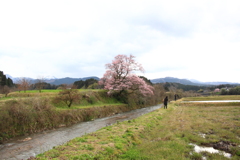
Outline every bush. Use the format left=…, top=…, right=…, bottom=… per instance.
left=221, top=86, right=240, bottom=95
left=53, top=89, right=81, bottom=107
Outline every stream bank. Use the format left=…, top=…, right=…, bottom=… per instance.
left=0, top=104, right=162, bottom=160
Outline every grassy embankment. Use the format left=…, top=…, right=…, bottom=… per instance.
left=0, top=89, right=141, bottom=143
left=183, top=95, right=240, bottom=101
left=34, top=96, right=240, bottom=160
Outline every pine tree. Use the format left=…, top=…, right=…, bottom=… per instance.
left=0, top=71, right=14, bottom=87
left=0, top=75, right=6, bottom=86
left=7, top=78, right=14, bottom=87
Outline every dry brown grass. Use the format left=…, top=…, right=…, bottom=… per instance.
left=35, top=98, right=240, bottom=160
left=0, top=97, right=130, bottom=143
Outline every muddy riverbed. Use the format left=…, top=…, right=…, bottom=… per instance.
left=0, top=104, right=162, bottom=160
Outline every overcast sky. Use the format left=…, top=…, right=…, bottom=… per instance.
left=0, top=0, right=240, bottom=82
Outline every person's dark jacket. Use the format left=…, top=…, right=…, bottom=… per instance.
left=164, top=96, right=168, bottom=105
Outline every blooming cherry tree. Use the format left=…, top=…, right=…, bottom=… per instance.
left=99, top=54, right=154, bottom=96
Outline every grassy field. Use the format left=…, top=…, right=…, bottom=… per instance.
left=182, top=95, right=240, bottom=101
left=34, top=96, right=240, bottom=160
left=0, top=89, right=130, bottom=142
left=16, top=89, right=105, bottom=93
left=1, top=88, right=162, bottom=143
left=5, top=89, right=105, bottom=98
left=12, top=89, right=104, bottom=93
left=0, top=89, right=113, bottom=108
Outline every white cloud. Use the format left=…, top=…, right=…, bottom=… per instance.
left=0, top=0, right=240, bottom=82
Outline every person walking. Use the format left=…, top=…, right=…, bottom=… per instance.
left=163, top=96, right=168, bottom=109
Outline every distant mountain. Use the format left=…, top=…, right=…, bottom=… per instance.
left=151, top=77, right=240, bottom=86
left=9, top=75, right=100, bottom=85
left=6, top=74, right=13, bottom=79
left=187, top=79, right=240, bottom=86
left=8, top=76, right=35, bottom=83
left=7, top=74, right=239, bottom=86
left=196, top=81, right=239, bottom=85
left=46, top=76, right=100, bottom=85
left=188, top=79, right=202, bottom=84
left=151, top=77, right=201, bottom=86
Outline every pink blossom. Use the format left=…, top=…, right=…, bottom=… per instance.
left=99, top=54, right=154, bottom=96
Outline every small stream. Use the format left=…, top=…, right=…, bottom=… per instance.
left=0, top=104, right=162, bottom=160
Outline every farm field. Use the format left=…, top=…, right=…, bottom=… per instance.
left=1, top=89, right=105, bottom=98
left=0, top=89, right=129, bottom=142
left=0, top=89, right=116, bottom=109
left=183, top=95, right=240, bottom=101
left=34, top=96, right=240, bottom=160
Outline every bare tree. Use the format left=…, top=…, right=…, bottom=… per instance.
left=70, top=84, right=78, bottom=89
left=36, top=76, right=46, bottom=93
left=53, top=89, right=81, bottom=107
left=57, top=84, right=68, bottom=90
left=16, top=78, right=31, bottom=93
left=1, top=85, right=10, bottom=97
left=16, top=83, right=22, bottom=92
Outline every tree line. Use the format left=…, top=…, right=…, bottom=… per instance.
left=73, top=78, right=99, bottom=89
left=0, top=71, right=14, bottom=96
left=0, top=71, right=14, bottom=87
left=220, top=86, right=240, bottom=95
left=0, top=73, right=100, bottom=97
left=161, top=82, right=206, bottom=92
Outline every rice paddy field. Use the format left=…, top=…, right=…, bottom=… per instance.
left=33, top=95, right=240, bottom=160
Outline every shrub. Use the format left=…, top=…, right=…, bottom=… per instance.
left=53, top=89, right=81, bottom=107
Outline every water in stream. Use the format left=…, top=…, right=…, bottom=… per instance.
left=0, top=104, right=162, bottom=160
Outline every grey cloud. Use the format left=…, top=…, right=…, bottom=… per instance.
left=128, top=13, right=198, bottom=38
left=1, top=1, right=240, bottom=82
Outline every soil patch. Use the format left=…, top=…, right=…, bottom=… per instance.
left=202, top=140, right=238, bottom=153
